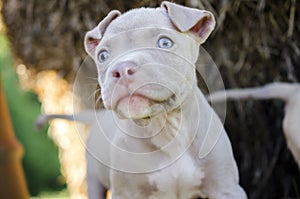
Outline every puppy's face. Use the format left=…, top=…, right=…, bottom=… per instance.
left=95, top=14, right=198, bottom=119
left=85, top=2, right=215, bottom=119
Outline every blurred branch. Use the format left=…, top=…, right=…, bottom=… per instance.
left=0, top=75, right=29, bottom=199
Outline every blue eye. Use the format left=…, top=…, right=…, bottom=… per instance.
left=157, top=37, right=174, bottom=49
left=97, top=50, right=110, bottom=63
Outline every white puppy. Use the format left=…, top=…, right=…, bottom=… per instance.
left=38, top=2, right=247, bottom=198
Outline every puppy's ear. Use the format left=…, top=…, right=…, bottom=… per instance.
left=84, top=10, right=121, bottom=59
left=161, top=1, right=215, bottom=44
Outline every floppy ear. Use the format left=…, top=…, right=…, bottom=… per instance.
left=84, top=10, right=121, bottom=59
left=161, top=1, right=215, bottom=44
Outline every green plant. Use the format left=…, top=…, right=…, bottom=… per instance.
left=0, top=34, right=65, bottom=196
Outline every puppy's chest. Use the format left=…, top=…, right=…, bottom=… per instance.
left=147, top=153, right=204, bottom=198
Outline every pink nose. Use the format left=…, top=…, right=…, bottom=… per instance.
left=112, top=61, right=137, bottom=78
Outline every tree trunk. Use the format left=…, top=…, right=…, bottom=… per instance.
left=0, top=76, right=29, bottom=199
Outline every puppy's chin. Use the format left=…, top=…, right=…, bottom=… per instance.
left=114, top=95, right=153, bottom=119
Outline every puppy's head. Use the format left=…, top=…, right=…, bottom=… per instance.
left=84, top=1, right=215, bottom=119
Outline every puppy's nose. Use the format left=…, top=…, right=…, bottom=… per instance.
left=112, top=61, right=137, bottom=78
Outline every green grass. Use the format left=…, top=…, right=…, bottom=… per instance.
left=0, top=34, right=66, bottom=196
left=30, top=190, right=69, bottom=199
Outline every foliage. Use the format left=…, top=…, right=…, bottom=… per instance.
left=30, top=189, right=69, bottom=199
left=0, top=34, right=65, bottom=196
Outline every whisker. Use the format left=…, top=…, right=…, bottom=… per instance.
left=82, top=83, right=99, bottom=86
left=95, top=95, right=103, bottom=109
left=85, top=76, right=98, bottom=80
left=88, top=88, right=101, bottom=100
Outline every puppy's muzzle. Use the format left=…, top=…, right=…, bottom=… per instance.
left=111, top=61, right=138, bottom=84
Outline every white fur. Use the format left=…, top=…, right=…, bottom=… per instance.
left=39, top=2, right=247, bottom=198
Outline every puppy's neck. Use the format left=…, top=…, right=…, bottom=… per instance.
left=145, top=88, right=199, bottom=156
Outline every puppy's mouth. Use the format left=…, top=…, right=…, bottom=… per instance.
left=114, top=93, right=177, bottom=119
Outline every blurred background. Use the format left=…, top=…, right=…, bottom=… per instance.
left=0, top=0, right=299, bottom=199
left=0, top=20, right=67, bottom=199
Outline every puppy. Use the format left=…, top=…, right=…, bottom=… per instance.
left=38, top=2, right=247, bottom=198
left=208, top=82, right=300, bottom=170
